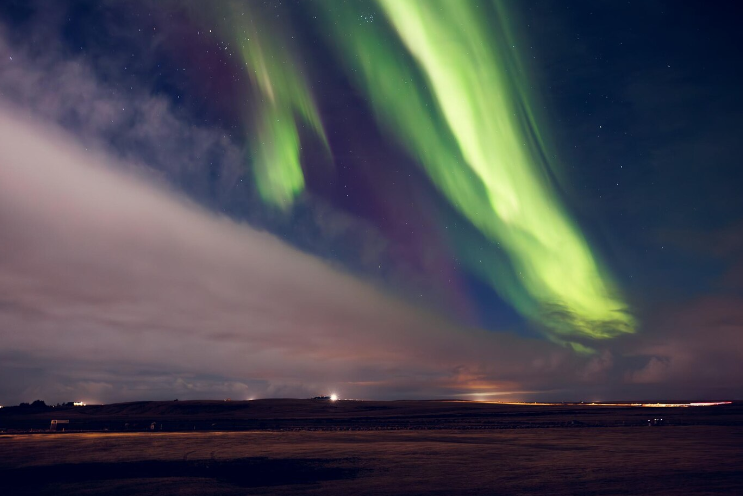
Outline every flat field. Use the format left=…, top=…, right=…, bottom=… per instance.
left=1, top=401, right=741, bottom=495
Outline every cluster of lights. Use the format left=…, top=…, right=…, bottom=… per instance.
left=73, top=402, right=86, bottom=407
left=469, top=401, right=732, bottom=407
left=636, top=402, right=731, bottom=408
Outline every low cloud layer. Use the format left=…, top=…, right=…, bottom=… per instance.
left=2, top=107, right=740, bottom=405
left=0, top=107, right=581, bottom=403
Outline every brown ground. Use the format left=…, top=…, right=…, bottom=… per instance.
left=1, top=401, right=742, bottom=495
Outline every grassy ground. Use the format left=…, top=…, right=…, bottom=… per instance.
left=2, top=426, right=742, bottom=495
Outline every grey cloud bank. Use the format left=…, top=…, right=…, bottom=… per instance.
left=1, top=107, right=740, bottom=405
left=0, top=107, right=573, bottom=404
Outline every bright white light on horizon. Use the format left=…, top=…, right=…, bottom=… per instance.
left=73, top=402, right=86, bottom=406
left=330, top=394, right=338, bottom=402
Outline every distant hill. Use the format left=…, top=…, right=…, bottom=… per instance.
left=1, top=399, right=740, bottom=433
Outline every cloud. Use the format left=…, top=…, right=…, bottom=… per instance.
left=613, top=294, right=743, bottom=399
left=0, top=106, right=581, bottom=403
left=627, top=356, right=670, bottom=384
left=0, top=19, right=244, bottom=208
left=0, top=16, right=474, bottom=319
left=1, top=104, right=740, bottom=404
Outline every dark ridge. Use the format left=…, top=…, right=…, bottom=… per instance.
left=1, top=399, right=740, bottom=433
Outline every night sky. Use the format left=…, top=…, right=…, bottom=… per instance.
left=1, top=0, right=741, bottom=404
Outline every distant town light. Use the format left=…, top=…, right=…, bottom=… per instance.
left=73, top=402, right=86, bottom=407
left=639, top=401, right=731, bottom=408
left=330, top=394, right=338, bottom=402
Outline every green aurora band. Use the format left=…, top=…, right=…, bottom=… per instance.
left=319, top=0, right=634, bottom=342
left=222, top=3, right=328, bottom=209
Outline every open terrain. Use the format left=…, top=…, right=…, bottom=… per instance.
left=1, top=400, right=742, bottom=495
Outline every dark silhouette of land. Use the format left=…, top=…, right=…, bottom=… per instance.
left=2, top=399, right=742, bottom=432
left=1, top=400, right=741, bottom=494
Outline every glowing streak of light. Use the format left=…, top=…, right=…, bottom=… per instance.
left=225, top=3, right=329, bottom=209
left=320, top=0, right=633, bottom=341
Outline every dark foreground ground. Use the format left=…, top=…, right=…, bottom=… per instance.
left=1, top=400, right=742, bottom=495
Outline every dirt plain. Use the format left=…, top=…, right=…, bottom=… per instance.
left=1, top=400, right=741, bottom=495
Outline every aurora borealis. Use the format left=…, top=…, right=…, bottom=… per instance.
left=322, top=0, right=632, bottom=343
left=211, top=3, right=329, bottom=210
left=203, top=0, right=633, bottom=343
left=0, top=0, right=742, bottom=404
